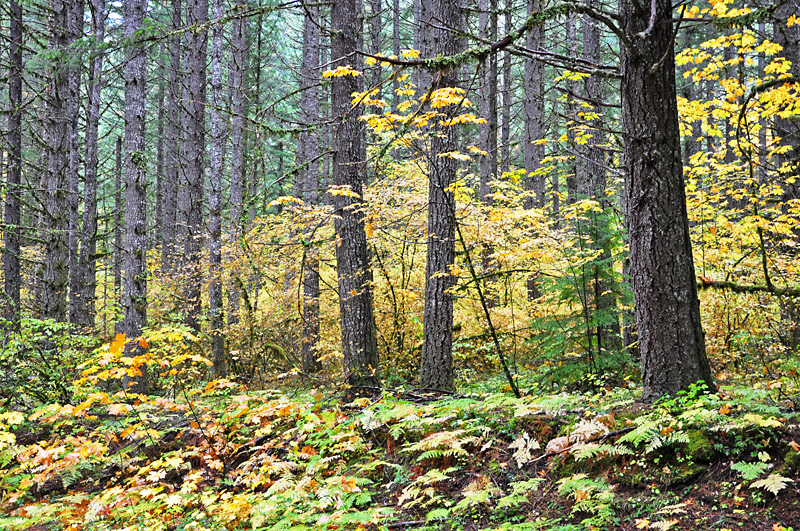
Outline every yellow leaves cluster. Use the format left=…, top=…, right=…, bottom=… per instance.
left=321, top=65, right=362, bottom=78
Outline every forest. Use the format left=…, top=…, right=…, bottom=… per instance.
left=1, top=0, right=800, bottom=528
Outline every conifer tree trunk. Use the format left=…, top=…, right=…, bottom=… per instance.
left=3, top=0, right=23, bottom=329
left=182, top=0, right=208, bottom=331
left=67, top=0, right=84, bottom=325
left=418, top=0, right=465, bottom=391
left=523, top=0, right=545, bottom=209
left=228, top=10, right=246, bottom=325
left=208, top=0, right=226, bottom=376
left=564, top=13, right=578, bottom=206
left=155, top=47, right=165, bottom=249
left=300, top=3, right=322, bottom=373
left=773, top=1, right=800, bottom=201
left=499, top=0, right=512, bottom=177
left=478, top=0, right=498, bottom=204
left=620, top=0, right=714, bottom=400
left=76, top=0, right=106, bottom=329
left=43, top=0, right=71, bottom=322
left=114, top=136, right=123, bottom=303
left=121, top=0, right=148, bottom=393
left=331, top=0, right=380, bottom=390
left=162, top=0, right=181, bottom=273
left=370, top=0, right=382, bottom=101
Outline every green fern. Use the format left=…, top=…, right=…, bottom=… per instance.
left=731, top=461, right=769, bottom=481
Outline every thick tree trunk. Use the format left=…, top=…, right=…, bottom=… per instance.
left=418, top=0, right=465, bottom=391
left=228, top=11, right=246, bottom=325
left=182, top=0, right=208, bottom=331
left=370, top=0, right=382, bottom=101
left=162, top=0, right=181, bottom=273
left=43, top=0, right=71, bottom=322
left=331, top=0, right=380, bottom=390
left=523, top=0, right=545, bottom=209
left=499, top=0, right=512, bottom=177
left=155, top=47, right=165, bottom=249
left=67, top=0, right=84, bottom=325
left=564, top=13, right=578, bottom=206
left=121, top=0, right=148, bottom=393
left=3, top=0, right=23, bottom=329
left=620, top=0, right=714, bottom=400
left=76, top=0, right=106, bottom=329
left=208, top=0, right=226, bottom=377
left=300, top=4, right=322, bottom=373
left=773, top=2, right=800, bottom=201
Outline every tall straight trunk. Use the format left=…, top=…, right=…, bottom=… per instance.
left=620, top=0, right=713, bottom=401
left=208, top=0, right=226, bottom=377
left=523, top=0, right=545, bottom=209
left=564, top=13, right=578, bottom=205
left=3, top=0, right=23, bottom=329
left=757, top=22, right=768, bottom=186
left=182, top=0, right=208, bottom=331
left=162, top=0, right=181, bottom=272
left=300, top=3, right=322, bottom=373
left=392, top=0, right=400, bottom=111
left=478, top=0, right=498, bottom=203
left=418, top=0, right=465, bottom=391
left=121, top=0, right=148, bottom=393
left=370, top=0, right=382, bottom=101
left=228, top=11, right=246, bottom=325
left=499, top=0, right=512, bottom=177
left=575, top=12, right=621, bottom=353
left=43, top=0, right=71, bottom=322
left=331, top=0, right=380, bottom=390
left=155, top=45, right=165, bottom=249
left=67, top=0, right=84, bottom=325
left=114, top=136, right=123, bottom=302
left=76, top=0, right=106, bottom=328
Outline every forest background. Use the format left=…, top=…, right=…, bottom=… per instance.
left=0, top=0, right=800, bottom=528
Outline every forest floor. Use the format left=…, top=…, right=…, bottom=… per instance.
left=1, top=378, right=799, bottom=531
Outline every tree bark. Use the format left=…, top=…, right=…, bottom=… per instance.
left=3, top=0, right=23, bottom=330
left=478, top=0, right=498, bottom=204
left=300, top=3, right=322, bottom=373
left=228, top=8, right=246, bottom=325
left=772, top=1, right=800, bottom=202
left=208, top=0, right=226, bottom=377
left=523, top=0, right=545, bottom=209
left=620, top=0, right=714, bottom=401
left=499, top=0, right=512, bottom=177
left=42, top=0, right=71, bottom=322
left=182, top=0, right=208, bottom=331
left=114, top=136, right=123, bottom=304
left=162, top=0, right=181, bottom=273
left=76, top=0, right=106, bottom=329
left=67, top=0, right=84, bottom=325
left=121, top=0, right=148, bottom=393
left=331, top=0, right=380, bottom=390
left=418, top=0, right=465, bottom=391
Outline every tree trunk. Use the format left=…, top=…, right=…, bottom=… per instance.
left=523, top=0, right=545, bottom=209
left=114, top=136, right=123, bottom=304
left=564, top=13, right=578, bottom=206
left=67, top=0, right=84, bottom=325
left=478, top=0, right=498, bottom=204
left=773, top=2, right=800, bottom=202
left=182, top=0, right=208, bottom=331
left=418, top=0, right=465, bottom=392
left=162, top=0, right=181, bottom=273
left=208, top=0, right=226, bottom=377
left=43, top=0, right=71, bottom=322
left=499, top=0, right=512, bottom=177
left=76, top=0, right=106, bottom=329
left=620, top=0, right=714, bottom=401
left=331, top=0, right=380, bottom=390
left=300, top=3, right=322, bottom=373
left=228, top=10, right=246, bottom=325
left=3, top=0, right=23, bottom=330
left=121, top=0, right=148, bottom=394
left=370, top=0, right=382, bottom=101
left=155, top=45, right=165, bottom=249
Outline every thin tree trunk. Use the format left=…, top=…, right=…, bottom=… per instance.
left=76, top=0, right=106, bottom=329
left=300, top=3, right=322, bottom=373
left=392, top=0, right=400, bottom=111
left=773, top=2, right=800, bottom=202
left=67, top=0, right=84, bottom=325
left=43, top=0, right=71, bottom=322
left=418, top=0, right=465, bottom=391
left=3, top=0, right=23, bottom=330
left=162, top=0, right=181, bottom=273
left=121, top=0, right=148, bottom=393
left=499, top=0, right=512, bottom=177
left=478, top=0, right=498, bottom=203
left=620, top=0, right=714, bottom=401
left=370, top=0, right=382, bottom=101
left=331, top=0, right=380, bottom=390
left=182, top=0, right=208, bottom=331
left=208, top=0, right=226, bottom=377
left=523, top=0, right=545, bottom=209
left=564, top=13, right=578, bottom=206
left=155, top=45, right=165, bottom=249
left=228, top=10, right=246, bottom=325
left=114, top=136, right=123, bottom=303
